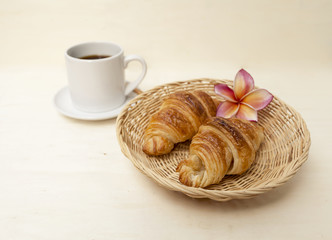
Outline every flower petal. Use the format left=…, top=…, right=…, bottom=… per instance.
left=216, top=101, right=239, bottom=118
left=241, top=89, right=274, bottom=110
left=236, top=103, right=258, bottom=122
left=214, top=84, right=236, bottom=102
left=234, top=69, right=255, bottom=100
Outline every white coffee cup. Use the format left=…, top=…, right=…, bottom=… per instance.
left=65, top=41, right=147, bottom=113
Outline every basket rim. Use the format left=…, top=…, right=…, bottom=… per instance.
left=116, top=78, right=311, bottom=201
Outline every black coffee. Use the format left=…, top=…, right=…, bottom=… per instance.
left=79, top=55, right=111, bottom=60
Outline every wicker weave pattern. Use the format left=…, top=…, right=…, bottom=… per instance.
left=116, top=79, right=311, bottom=201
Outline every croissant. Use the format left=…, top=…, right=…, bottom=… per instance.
left=177, top=117, right=264, bottom=188
left=143, top=90, right=217, bottom=156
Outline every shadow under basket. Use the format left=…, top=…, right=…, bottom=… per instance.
left=116, top=79, right=311, bottom=202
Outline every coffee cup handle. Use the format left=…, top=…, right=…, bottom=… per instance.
left=124, top=55, right=147, bottom=96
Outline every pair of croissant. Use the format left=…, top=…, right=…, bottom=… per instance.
left=143, top=90, right=264, bottom=188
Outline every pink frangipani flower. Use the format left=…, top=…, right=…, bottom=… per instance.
left=214, top=69, right=273, bottom=122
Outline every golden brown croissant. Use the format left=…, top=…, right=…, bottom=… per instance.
left=142, top=91, right=217, bottom=156
left=177, top=117, right=264, bottom=188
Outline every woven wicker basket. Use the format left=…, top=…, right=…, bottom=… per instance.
left=116, top=79, right=311, bottom=201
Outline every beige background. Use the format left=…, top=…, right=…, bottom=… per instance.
left=0, top=0, right=331, bottom=239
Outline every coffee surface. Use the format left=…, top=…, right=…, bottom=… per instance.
left=79, top=55, right=111, bottom=60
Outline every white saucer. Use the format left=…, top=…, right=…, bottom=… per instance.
left=53, top=87, right=137, bottom=120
